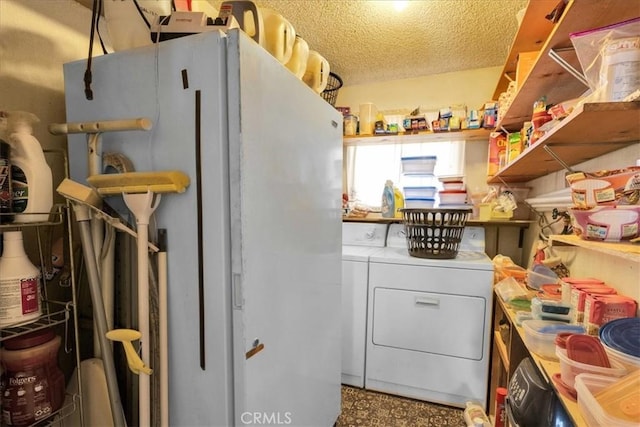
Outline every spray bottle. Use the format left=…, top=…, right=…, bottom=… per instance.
left=4, top=111, right=53, bottom=223
left=381, top=180, right=395, bottom=218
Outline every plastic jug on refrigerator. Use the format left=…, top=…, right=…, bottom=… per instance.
left=285, top=35, right=309, bottom=79
left=261, top=8, right=296, bottom=64
left=302, top=50, right=330, bottom=94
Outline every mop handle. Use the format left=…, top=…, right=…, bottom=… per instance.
left=48, top=117, right=152, bottom=135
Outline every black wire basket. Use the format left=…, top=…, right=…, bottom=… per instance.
left=321, top=72, right=343, bottom=106
left=400, top=208, right=471, bottom=259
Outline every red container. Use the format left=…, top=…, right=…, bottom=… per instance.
left=0, top=328, right=65, bottom=426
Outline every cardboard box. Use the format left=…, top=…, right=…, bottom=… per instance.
left=516, top=51, right=539, bottom=92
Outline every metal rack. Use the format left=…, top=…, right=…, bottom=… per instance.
left=0, top=150, right=84, bottom=426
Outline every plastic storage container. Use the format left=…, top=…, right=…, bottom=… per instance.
left=557, top=347, right=626, bottom=389
left=521, top=320, right=585, bottom=360
left=0, top=328, right=65, bottom=426
left=575, top=372, right=640, bottom=427
left=404, top=198, right=435, bottom=209
left=401, top=156, right=437, bottom=175
left=570, top=206, right=640, bottom=242
left=439, top=190, right=467, bottom=205
left=403, top=186, right=437, bottom=199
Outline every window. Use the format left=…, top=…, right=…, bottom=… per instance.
left=345, top=140, right=466, bottom=208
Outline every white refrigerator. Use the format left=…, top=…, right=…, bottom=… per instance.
left=62, top=29, right=343, bottom=426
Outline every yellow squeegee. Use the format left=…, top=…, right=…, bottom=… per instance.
left=87, top=171, right=190, bottom=195
left=87, top=170, right=190, bottom=427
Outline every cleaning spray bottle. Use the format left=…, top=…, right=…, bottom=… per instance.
left=5, top=111, right=53, bottom=223
left=381, top=180, right=395, bottom=218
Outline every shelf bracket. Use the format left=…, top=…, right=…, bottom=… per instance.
left=548, top=48, right=589, bottom=88
left=543, top=145, right=575, bottom=174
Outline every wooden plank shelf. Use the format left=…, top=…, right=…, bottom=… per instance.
left=342, top=128, right=491, bottom=146
left=488, top=102, right=640, bottom=183
left=550, top=234, right=640, bottom=262
left=494, top=0, right=639, bottom=132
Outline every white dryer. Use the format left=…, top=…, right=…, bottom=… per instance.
left=365, top=223, right=494, bottom=407
left=341, top=222, right=388, bottom=387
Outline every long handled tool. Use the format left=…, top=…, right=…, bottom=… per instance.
left=56, top=179, right=127, bottom=427
left=88, top=171, right=190, bottom=427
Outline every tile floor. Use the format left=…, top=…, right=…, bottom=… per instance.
left=335, top=386, right=466, bottom=427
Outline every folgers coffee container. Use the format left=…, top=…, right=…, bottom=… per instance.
left=1, top=328, right=65, bottom=425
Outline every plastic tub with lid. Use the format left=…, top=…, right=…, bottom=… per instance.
left=403, top=186, right=437, bottom=199
left=557, top=345, right=626, bottom=389
left=439, top=190, right=467, bottom=205
left=401, top=156, right=437, bottom=175
left=575, top=372, right=640, bottom=427
left=600, top=318, right=640, bottom=371
left=404, top=198, right=435, bottom=209
left=521, top=320, right=585, bottom=360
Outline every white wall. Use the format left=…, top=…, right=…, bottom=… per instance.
left=0, top=0, right=95, bottom=151
left=336, top=66, right=500, bottom=195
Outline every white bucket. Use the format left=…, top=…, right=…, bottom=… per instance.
left=302, top=50, right=330, bottom=94
left=261, top=8, right=295, bottom=64
left=285, top=36, right=309, bottom=79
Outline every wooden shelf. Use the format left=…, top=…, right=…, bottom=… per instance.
left=494, top=0, right=639, bottom=132
left=342, top=128, right=491, bottom=146
left=495, top=294, right=588, bottom=427
left=488, top=102, right=640, bottom=183
left=492, top=0, right=558, bottom=99
left=550, top=234, right=640, bottom=262
left=493, top=330, right=510, bottom=372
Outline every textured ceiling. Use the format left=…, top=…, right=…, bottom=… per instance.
left=77, top=0, right=529, bottom=86
left=209, top=0, right=530, bottom=86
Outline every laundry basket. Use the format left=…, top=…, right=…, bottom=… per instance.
left=400, top=208, right=471, bottom=259
left=321, top=72, right=343, bottom=106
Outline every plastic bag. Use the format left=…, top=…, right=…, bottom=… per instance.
left=570, top=17, right=640, bottom=102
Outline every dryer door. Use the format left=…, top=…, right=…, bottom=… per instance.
left=371, top=287, right=486, bottom=360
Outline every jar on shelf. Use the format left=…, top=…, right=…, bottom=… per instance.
left=0, top=328, right=66, bottom=426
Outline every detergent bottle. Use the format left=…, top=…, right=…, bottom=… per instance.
left=381, top=180, right=395, bottom=218
left=6, top=111, right=53, bottom=223
left=393, top=184, right=404, bottom=218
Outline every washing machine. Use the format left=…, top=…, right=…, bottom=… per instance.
left=341, top=222, right=388, bottom=387
left=365, top=223, right=494, bottom=407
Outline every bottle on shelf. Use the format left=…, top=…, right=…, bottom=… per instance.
left=0, top=139, right=13, bottom=223
left=381, top=180, right=395, bottom=218
left=4, top=110, right=53, bottom=223
left=0, top=230, right=42, bottom=328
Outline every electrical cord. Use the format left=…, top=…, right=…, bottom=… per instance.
left=83, top=0, right=100, bottom=100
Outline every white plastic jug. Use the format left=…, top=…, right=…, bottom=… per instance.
left=220, top=0, right=264, bottom=46
left=261, top=8, right=296, bottom=64
left=285, top=35, right=309, bottom=79
left=302, top=50, right=330, bottom=94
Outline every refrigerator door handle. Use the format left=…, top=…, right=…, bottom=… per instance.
left=246, top=339, right=265, bottom=359
left=233, top=273, right=243, bottom=309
